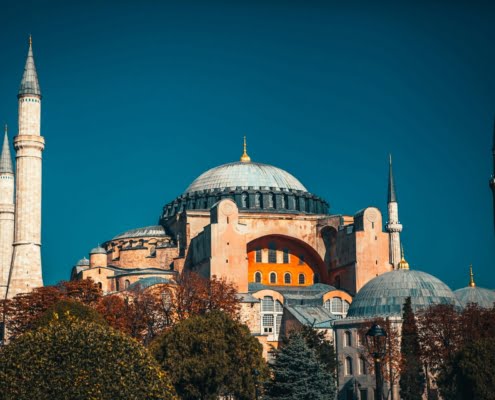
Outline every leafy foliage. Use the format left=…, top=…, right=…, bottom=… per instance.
left=298, top=324, right=338, bottom=375
left=265, top=333, right=334, bottom=400
left=0, top=316, right=177, bottom=400
left=152, top=310, right=267, bottom=400
left=399, top=297, right=425, bottom=400
left=0, top=279, right=102, bottom=339
left=34, top=299, right=107, bottom=328
left=454, top=338, right=495, bottom=400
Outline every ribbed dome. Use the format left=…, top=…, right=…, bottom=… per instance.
left=76, top=257, right=90, bottom=266
left=454, top=286, right=495, bottom=309
left=90, top=246, right=106, bottom=255
left=112, top=225, right=167, bottom=240
left=347, top=270, right=459, bottom=319
left=184, top=161, right=307, bottom=194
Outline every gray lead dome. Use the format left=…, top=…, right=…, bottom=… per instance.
left=184, top=161, right=308, bottom=194
left=347, top=269, right=459, bottom=319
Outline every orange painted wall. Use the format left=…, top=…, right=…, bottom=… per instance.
left=247, top=236, right=325, bottom=286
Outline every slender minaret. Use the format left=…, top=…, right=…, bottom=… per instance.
left=386, top=155, right=402, bottom=269
left=0, top=125, right=15, bottom=299
left=490, top=120, right=495, bottom=235
left=6, top=36, right=45, bottom=298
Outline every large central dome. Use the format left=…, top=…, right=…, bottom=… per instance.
left=184, top=161, right=307, bottom=194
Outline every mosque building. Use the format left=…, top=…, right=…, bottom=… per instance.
left=2, top=38, right=495, bottom=399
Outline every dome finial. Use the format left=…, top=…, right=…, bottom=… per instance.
left=398, top=244, right=410, bottom=270
left=240, top=135, right=251, bottom=162
left=29, top=34, right=32, bottom=47
left=469, top=264, right=476, bottom=287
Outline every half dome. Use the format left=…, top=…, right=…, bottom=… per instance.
left=184, top=161, right=307, bottom=194
left=347, top=269, right=459, bottom=319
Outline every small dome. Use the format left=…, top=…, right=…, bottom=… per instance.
left=454, top=286, right=495, bottom=309
left=112, top=225, right=167, bottom=240
left=184, top=161, right=308, bottom=194
left=347, top=269, right=459, bottom=319
left=127, top=276, right=170, bottom=291
left=90, top=246, right=106, bottom=255
left=76, top=257, right=90, bottom=266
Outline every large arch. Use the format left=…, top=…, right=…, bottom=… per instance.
left=247, top=234, right=329, bottom=286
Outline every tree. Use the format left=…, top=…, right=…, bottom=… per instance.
left=454, top=338, right=495, bottom=400
left=264, top=333, right=333, bottom=400
left=0, top=316, right=177, bottom=400
left=152, top=310, right=267, bottom=400
left=298, top=324, right=338, bottom=375
left=34, top=299, right=107, bottom=328
left=1, top=278, right=102, bottom=339
left=399, top=297, right=425, bottom=400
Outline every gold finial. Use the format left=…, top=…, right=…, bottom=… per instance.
left=398, top=244, right=410, bottom=270
left=240, top=136, right=251, bottom=162
left=4, top=124, right=7, bottom=135
left=469, top=264, right=476, bottom=287
left=29, top=34, right=32, bottom=47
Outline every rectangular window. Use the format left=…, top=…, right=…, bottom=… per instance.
left=275, top=314, right=282, bottom=334
left=262, top=297, right=274, bottom=312
left=255, top=248, right=262, bottom=263
left=283, top=249, right=289, bottom=263
left=262, top=314, right=274, bottom=333
left=268, top=247, right=277, bottom=263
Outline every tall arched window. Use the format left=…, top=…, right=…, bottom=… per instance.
left=359, top=357, right=367, bottom=375
left=282, top=248, right=289, bottom=263
left=280, top=194, right=286, bottom=209
left=268, top=243, right=277, bottom=263
left=241, top=192, right=249, bottom=208
left=269, top=272, right=277, bottom=284
left=298, top=273, right=305, bottom=284
left=97, top=282, right=102, bottom=290
left=261, top=296, right=283, bottom=337
left=270, top=193, right=276, bottom=209
left=254, top=271, right=262, bottom=283
left=255, top=192, right=262, bottom=208
left=124, top=279, right=130, bottom=290
left=345, top=357, right=353, bottom=376
left=283, top=194, right=289, bottom=209
left=255, top=248, right=262, bottom=263
left=284, top=273, right=291, bottom=284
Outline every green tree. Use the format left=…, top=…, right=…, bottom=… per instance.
left=34, top=299, right=107, bottom=328
left=454, top=338, right=495, bottom=400
left=265, top=333, right=334, bottom=400
left=399, top=297, right=425, bottom=400
left=0, top=316, right=177, bottom=400
left=299, top=324, right=338, bottom=375
left=152, top=310, right=267, bottom=400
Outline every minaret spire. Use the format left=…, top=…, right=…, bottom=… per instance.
left=0, top=125, right=14, bottom=174
left=18, top=35, right=41, bottom=98
left=240, top=136, right=251, bottom=162
left=468, top=264, right=476, bottom=287
left=386, top=154, right=403, bottom=269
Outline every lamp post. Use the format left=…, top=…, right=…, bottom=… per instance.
left=366, top=323, right=387, bottom=400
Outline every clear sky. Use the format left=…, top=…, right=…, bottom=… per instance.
left=0, top=0, right=494, bottom=290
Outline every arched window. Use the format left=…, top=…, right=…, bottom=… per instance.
left=298, top=273, right=305, bottom=285
left=284, top=273, right=291, bottom=284
left=268, top=243, right=277, bottom=263
left=255, top=192, right=262, bottom=208
left=255, top=272, right=262, bottom=283
left=283, top=194, right=289, bottom=209
left=97, top=282, right=102, bottom=290
left=331, top=297, right=343, bottom=313
left=241, top=192, right=249, bottom=208
left=344, top=331, right=352, bottom=347
left=359, top=357, right=367, bottom=375
left=269, top=272, right=277, bottom=284
left=124, top=279, right=130, bottom=290
left=345, top=357, right=353, bottom=376
left=270, top=193, right=276, bottom=209
left=261, top=296, right=283, bottom=337
left=313, top=273, right=320, bottom=284
left=324, top=297, right=349, bottom=319
left=280, top=194, right=286, bottom=209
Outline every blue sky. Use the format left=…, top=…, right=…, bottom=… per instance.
left=0, top=0, right=494, bottom=290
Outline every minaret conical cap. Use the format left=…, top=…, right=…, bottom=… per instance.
left=388, top=154, right=397, bottom=203
left=0, top=125, right=14, bottom=174
left=18, top=35, right=41, bottom=98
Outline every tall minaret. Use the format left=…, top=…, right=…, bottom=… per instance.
left=490, top=120, right=495, bottom=235
left=0, top=125, right=15, bottom=299
left=386, top=155, right=402, bottom=269
left=7, top=36, right=45, bottom=298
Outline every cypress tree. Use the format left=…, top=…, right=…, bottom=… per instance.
left=400, top=297, right=425, bottom=400
left=265, top=333, right=334, bottom=400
